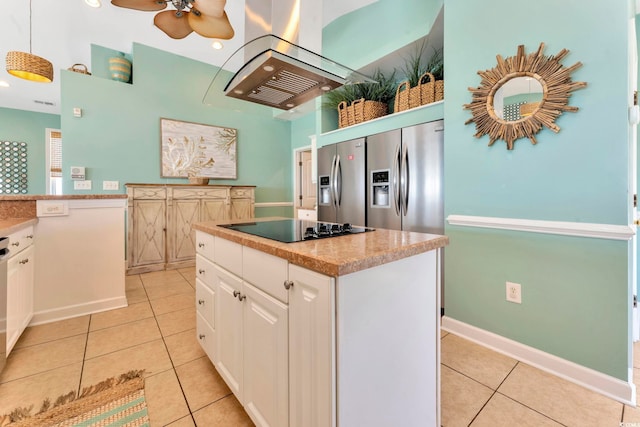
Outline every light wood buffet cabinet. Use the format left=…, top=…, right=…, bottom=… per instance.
left=126, top=184, right=254, bottom=274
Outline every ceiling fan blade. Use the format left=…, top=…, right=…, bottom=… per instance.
left=111, top=0, right=167, bottom=12
left=187, top=10, right=234, bottom=39
left=190, top=0, right=226, bottom=18
left=154, top=10, right=194, bottom=39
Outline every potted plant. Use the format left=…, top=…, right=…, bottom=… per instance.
left=323, top=69, right=397, bottom=128
left=395, top=42, right=444, bottom=112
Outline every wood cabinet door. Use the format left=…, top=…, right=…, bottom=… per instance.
left=242, top=282, right=289, bottom=427
left=131, top=200, right=166, bottom=267
left=230, top=198, right=254, bottom=220
left=169, top=199, right=199, bottom=263
left=214, top=265, right=244, bottom=400
left=288, top=264, right=335, bottom=427
left=201, top=199, right=229, bottom=222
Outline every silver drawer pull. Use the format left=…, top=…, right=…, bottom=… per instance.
left=19, top=258, right=29, bottom=265
left=199, top=334, right=205, bottom=340
left=11, top=242, right=19, bottom=247
left=199, top=269, right=205, bottom=275
left=198, top=299, right=205, bottom=305
left=233, top=290, right=240, bottom=298
left=26, top=235, right=33, bottom=239
left=284, top=280, right=294, bottom=290
left=238, top=294, right=246, bottom=301
left=198, top=242, right=205, bottom=248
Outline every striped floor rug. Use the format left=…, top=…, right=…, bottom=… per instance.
left=1, top=370, right=149, bottom=427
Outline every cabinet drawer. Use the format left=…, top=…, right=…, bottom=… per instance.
left=231, top=188, right=254, bottom=200
left=214, top=238, right=243, bottom=277
left=8, top=225, right=34, bottom=256
left=196, top=278, right=215, bottom=327
left=195, top=231, right=215, bottom=261
left=196, top=313, right=216, bottom=363
left=196, top=254, right=216, bottom=289
left=243, top=246, right=288, bottom=303
left=173, top=188, right=229, bottom=199
left=132, top=187, right=166, bottom=199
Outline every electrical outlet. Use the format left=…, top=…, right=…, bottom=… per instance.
left=103, top=180, right=119, bottom=190
left=73, top=180, right=92, bottom=190
left=506, top=281, right=522, bottom=304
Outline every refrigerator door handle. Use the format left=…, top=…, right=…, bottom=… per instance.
left=393, top=143, right=401, bottom=216
left=335, top=154, right=342, bottom=207
left=330, top=154, right=337, bottom=208
left=401, top=144, right=409, bottom=215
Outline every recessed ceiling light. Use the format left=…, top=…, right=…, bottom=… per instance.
left=212, top=41, right=223, bottom=50
left=286, top=103, right=295, bottom=108
left=321, top=85, right=332, bottom=91
left=263, top=65, right=275, bottom=72
left=85, top=0, right=101, bottom=7
left=233, top=89, right=243, bottom=94
left=0, top=81, right=9, bottom=88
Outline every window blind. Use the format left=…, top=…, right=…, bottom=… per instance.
left=50, top=130, right=62, bottom=177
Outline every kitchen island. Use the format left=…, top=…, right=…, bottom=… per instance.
left=193, top=217, right=448, bottom=427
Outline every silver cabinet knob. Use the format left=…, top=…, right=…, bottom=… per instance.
left=19, top=258, right=29, bottom=265
left=26, top=234, right=33, bottom=239
left=233, top=290, right=240, bottom=298
left=284, top=280, right=294, bottom=290
left=198, top=242, right=205, bottom=248
left=11, top=242, right=19, bottom=247
left=238, top=294, right=246, bottom=301
left=199, top=269, right=205, bottom=275
left=199, top=334, right=205, bottom=340
left=198, top=299, right=205, bottom=305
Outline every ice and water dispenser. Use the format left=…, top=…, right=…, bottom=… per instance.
left=371, top=169, right=390, bottom=208
left=319, top=175, right=331, bottom=205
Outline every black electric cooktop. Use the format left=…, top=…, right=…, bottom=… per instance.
left=219, top=219, right=374, bottom=243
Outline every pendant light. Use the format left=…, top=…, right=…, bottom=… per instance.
left=6, top=0, right=53, bottom=83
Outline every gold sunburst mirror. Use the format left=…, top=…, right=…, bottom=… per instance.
left=464, top=43, right=587, bottom=150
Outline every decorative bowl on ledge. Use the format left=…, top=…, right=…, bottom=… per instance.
left=188, top=177, right=209, bottom=185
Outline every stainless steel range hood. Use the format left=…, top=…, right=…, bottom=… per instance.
left=203, top=34, right=376, bottom=111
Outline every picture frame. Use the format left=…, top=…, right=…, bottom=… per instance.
left=160, top=118, right=237, bottom=179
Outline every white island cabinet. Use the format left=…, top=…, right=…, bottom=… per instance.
left=194, top=220, right=447, bottom=427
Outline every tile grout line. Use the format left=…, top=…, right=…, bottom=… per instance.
left=143, top=271, right=200, bottom=425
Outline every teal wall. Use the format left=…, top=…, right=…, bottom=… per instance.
left=60, top=43, right=294, bottom=217
left=0, top=107, right=60, bottom=195
left=444, top=0, right=633, bottom=379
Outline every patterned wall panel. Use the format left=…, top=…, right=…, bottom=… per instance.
left=0, top=141, right=28, bottom=194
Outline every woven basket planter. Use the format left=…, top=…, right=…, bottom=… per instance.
left=68, top=64, right=91, bottom=75
left=337, top=99, right=388, bottom=128
left=395, top=72, right=443, bottom=113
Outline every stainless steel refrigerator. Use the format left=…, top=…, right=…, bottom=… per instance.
left=366, top=120, right=444, bottom=234
left=317, top=138, right=366, bottom=226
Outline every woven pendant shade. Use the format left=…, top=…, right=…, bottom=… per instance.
left=6, top=51, right=53, bottom=83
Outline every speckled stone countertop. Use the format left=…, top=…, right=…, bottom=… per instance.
left=0, top=195, right=128, bottom=201
left=193, top=217, right=449, bottom=277
left=0, top=218, right=38, bottom=236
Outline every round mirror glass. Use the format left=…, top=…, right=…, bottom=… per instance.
left=493, top=77, right=544, bottom=121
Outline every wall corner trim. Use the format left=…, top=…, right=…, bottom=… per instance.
left=441, top=316, right=636, bottom=405
left=446, top=215, right=635, bottom=241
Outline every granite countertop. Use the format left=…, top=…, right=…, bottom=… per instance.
left=193, top=217, right=449, bottom=277
left=0, top=218, right=38, bottom=236
left=0, top=195, right=128, bottom=201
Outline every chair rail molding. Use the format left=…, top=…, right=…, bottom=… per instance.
left=446, top=214, right=635, bottom=241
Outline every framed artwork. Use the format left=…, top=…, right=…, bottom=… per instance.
left=160, top=118, right=237, bottom=179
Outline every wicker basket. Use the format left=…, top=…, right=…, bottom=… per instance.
left=337, top=99, right=388, bottom=128
left=68, top=64, right=91, bottom=75
left=435, top=79, right=444, bottom=102
left=188, top=177, right=209, bottom=185
left=395, top=72, right=436, bottom=113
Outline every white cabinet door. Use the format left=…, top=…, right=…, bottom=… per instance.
left=214, top=265, right=244, bottom=400
left=288, top=264, right=335, bottom=427
left=242, top=282, right=288, bottom=427
left=6, top=244, right=34, bottom=355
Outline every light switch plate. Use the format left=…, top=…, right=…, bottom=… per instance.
left=103, top=180, right=119, bottom=190
left=74, top=180, right=92, bottom=190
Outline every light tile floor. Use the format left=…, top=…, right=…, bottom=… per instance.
left=0, top=268, right=638, bottom=426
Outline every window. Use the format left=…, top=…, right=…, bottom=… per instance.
left=46, top=129, right=62, bottom=195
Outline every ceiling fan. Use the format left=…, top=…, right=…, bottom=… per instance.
left=111, top=0, right=234, bottom=40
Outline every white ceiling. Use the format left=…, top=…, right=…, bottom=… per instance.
left=0, top=0, right=376, bottom=115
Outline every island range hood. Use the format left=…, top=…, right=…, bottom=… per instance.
left=203, top=34, right=376, bottom=110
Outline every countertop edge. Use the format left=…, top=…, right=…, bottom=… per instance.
left=0, top=195, right=128, bottom=201
left=193, top=218, right=448, bottom=277
left=0, top=218, right=38, bottom=236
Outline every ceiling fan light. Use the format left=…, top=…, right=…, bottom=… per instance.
left=6, top=51, right=53, bottom=83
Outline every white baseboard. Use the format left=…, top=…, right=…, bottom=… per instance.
left=441, top=316, right=636, bottom=405
left=30, top=296, right=128, bottom=326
